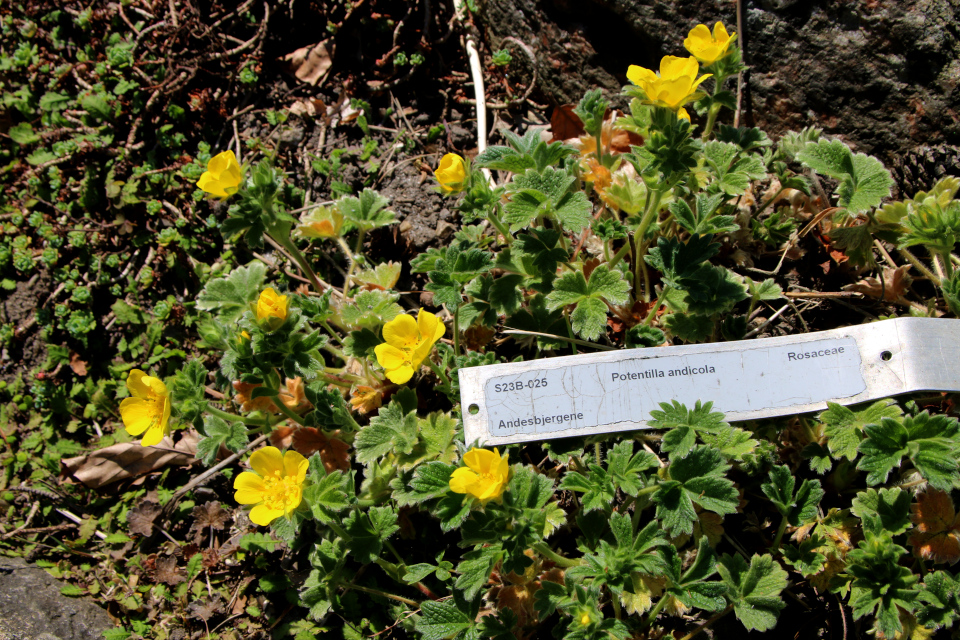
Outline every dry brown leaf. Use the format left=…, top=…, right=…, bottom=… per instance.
left=291, top=428, right=350, bottom=472
left=127, top=500, right=162, bottom=537
left=61, top=431, right=198, bottom=490
left=188, top=596, right=224, bottom=621
left=288, top=98, right=326, bottom=119
left=844, top=265, right=912, bottom=302
left=909, top=488, right=960, bottom=564
left=269, top=424, right=295, bottom=449
left=549, top=104, right=584, bottom=142
left=278, top=377, right=310, bottom=412
left=69, top=352, right=88, bottom=376
left=192, top=501, right=229, bottom=531
left=155, top=555, right=184, bottom=586
left=280, top=40, right=334, bottom=86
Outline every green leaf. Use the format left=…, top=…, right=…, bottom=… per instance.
left=659, top=538, right=727, bottom=613
left=343, top=328, right=380, bottom=358
left=110, top=299, right=146, bottom=325
left=196, top=416, right=247, bottom=465
left=663, top=311, right=713, bottom=343
left=782, top=535, right=827, bottom=576
left=515, top=228, right=569, bottom=277
left=654, top=445, right=738, bottom=537
left=545, top=265, right=630, bottom=340
left=650, top=400, right=729, bottom=459
left=917, top=571, right=960, bottom=629
left=60, top=584, right=86, bottom=597
left=455, top=545, right=503, bottom=600
left=761, top=465, right=824, bottom=525
left=847, top=533, right=919, bottom=637
left=8, top=122, right=39, bottom=145
left=394, top=462, right=456, bottom=506
left=560, top=463, right=615, bottom=513
left=354, top=399, right=419, bottom=465
left=820, top=399, right=902, bottom=461
left=797, top=139, right=892, bottom=213
left=857, top=411, right=960, bottom=490
left=567, top=517, right=667, bottom=596
left=417, top=596, right=477, bottom=640
left=196, top=261, right=267, bottom=321
left=670, top=193, right=736, bottom=236
left=644, top=235, right=720, bottom=289
left=553, top=191, right=592, bottom=232
left=39, top=91, right=71, bottom=111
left=717, top=553, right=788, bottom=632
left=851, top=487, right=911, bottom=536
left=682, top=265, right=748, bottom=316
left=303, top=463, right=352, bottom=524
left=339, top=290, right=402, bottom=329
left=343, top=506, right=399, bottom=565
left=337, top=189, right=396, bottom=232
left=606, top=441, right=658, bottom=496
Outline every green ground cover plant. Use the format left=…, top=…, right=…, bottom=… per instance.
left=2, top=3, right=960, bottom=640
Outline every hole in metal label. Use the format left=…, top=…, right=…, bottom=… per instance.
left=881, top=351, right=893, bottom=361
left=468, top=404, right=479, bottom=415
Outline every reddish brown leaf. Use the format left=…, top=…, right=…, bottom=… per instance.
left=844, top=265, right=912, bottom=302
left=127, top=500, right=162, bottom=537
left=155, top=555, right=184, bottom=586
left=69, top=352, right=88, bottom=377
left=549, top=104, right=584, bottom=142
left=270, top=425, right=295, bottom=449
left=192, top=501, right=229, bottom=531
left=909, top=488, right=960, bottom=564
left=291, top=428, right=351, bottom=472
left=62, top=432, right=197, bottom=490
left=280, top=40, right=334, bottom=86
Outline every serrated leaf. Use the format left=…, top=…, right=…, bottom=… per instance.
left=858, top=412, right=960, bottom=490
left=850, top=487, right=911, bottom=536
left=820, top=399, right=902, bottom=461
left=663, top=311, right=713, bottom=343
left=303, top=468, right=352, bottom=524
left=644, top=235, right=720, bottom=288
left=782, top=535, right=827, bottom=576
left=917, top=571, right=960, bottom=629
left=196, top=261, right=267, bottom=321
left=343, top=506, right=399, bottom=565
left=654, top=446, right=738, bottom=537
left=606, top=441, right=658, bottom=496
left=196, top=416, right=247, bottom=465
left=417, top=597, right=476, bottom=640
left=761, top=465, right=824, bottom=525
left=545, top=265, right=630, bottom=340
left=337, top=189, right=396, bottom=231
left=339, top=289, right=402, bottom=329
left=354, top=400, right=419, bottom=465
left=8, top=122, right=39, bottom=145
left=455, top=545, right=502, bottom=600
left=717, top=553, right=788, bottom=632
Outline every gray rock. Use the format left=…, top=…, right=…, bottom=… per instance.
left=0, top=557, right=115, bottom=640
left=479, top=0, right=960, bottom=167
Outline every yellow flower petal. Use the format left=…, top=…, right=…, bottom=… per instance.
left=256, top=287, right=288, bottom=323
left=119, top=397, right=154, bottom=436
left=660, top=56, right=698, bottom=81
left=382, top=314, right=420, bottom=349
left=283, top=486, right=304, bottom=517
left=417, top=310, right=445, bottom=344
left=678, top=107, right=691, bottom=122
left=283, top=450, right=309, bottom=484
left=384, top=364, right=415, bottom=384
left=234, top=472, right=267, bottom=504
left=140, top=421, right=168, bottom=447
left=449, top=467, right=480, bottom=494
left=627, top=65, right=657, bottom=87
left=126, top=369, right=152, bottom=398
left=374, top=343, right=410, bottom=372
left=249, top=503, right=285, bottom=526
left=249, top=446, right=285, bottom=477
left=434, top=154, right=467, bottom=193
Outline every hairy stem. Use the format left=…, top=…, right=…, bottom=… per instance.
left=532, top=542, right=582, bottom=568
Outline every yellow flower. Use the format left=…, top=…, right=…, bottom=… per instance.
left=684, top=21, right=735, bottom=65
left=434, top=153, right=467, bottom=194
left=297, top=205, right=344, bottom=239
left=626, top=56, right=712, bottom=111
left=256, top=287, right=288, bottom=330
left=233, top=446, right=308, bottom=526
left=119, top=369, right=171, bottom=447
left=449, top=447, right=510, bottom=504
left=579, top=613, right=592, bottom=626
left=196, top=150, right=243, bottom=198
left=373, top=310, right=445, bottom=384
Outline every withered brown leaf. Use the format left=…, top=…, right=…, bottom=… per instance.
left=909, top=488, right=960, bottom=564
left=127, top=500, right=162, bottom=537
left=192, top=501, right=229, bottom=531
left=155, top=555, right=184, bottom=586
left=188, top=595, right=225, bottom=621
left=292, top=428, right=350, bottom=472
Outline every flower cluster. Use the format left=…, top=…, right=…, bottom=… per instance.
left=373, top=309, right=445, bottom=384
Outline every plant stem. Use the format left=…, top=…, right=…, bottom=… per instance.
left=532, top=542, right=582, bottom=568
left=643, top=286, right=670, bottom=327
left=676, top=604, right=734, bottom=640
left=754, top=187, right=786, bottom=216
left=488, top=207, right=512, bottom=245
left=271, top=233, right=325, bottom=294
left=426, top=359, right=451, bottom=388
left=771, top=515, right=789, bottom=549
left=701, top=74, right=729, bottom=140
left=453, top=306, right=461, bottom=356
left=607, top=240, right=632, bottom=270
left=564, top=309, right=578, bottom=356
left=206, top=405, right=261, bottom=427
left=898, top=247, right=940, bottom=283
left=337, top=582, right=419, bottom=607
left=321, top=321, right=345, bottom=346
left=645, top=595, right=669, bottom=626
left=272, top=397, right=308, bottom=427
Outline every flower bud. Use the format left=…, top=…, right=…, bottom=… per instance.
left=434, top=153, right=467, bottom=194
